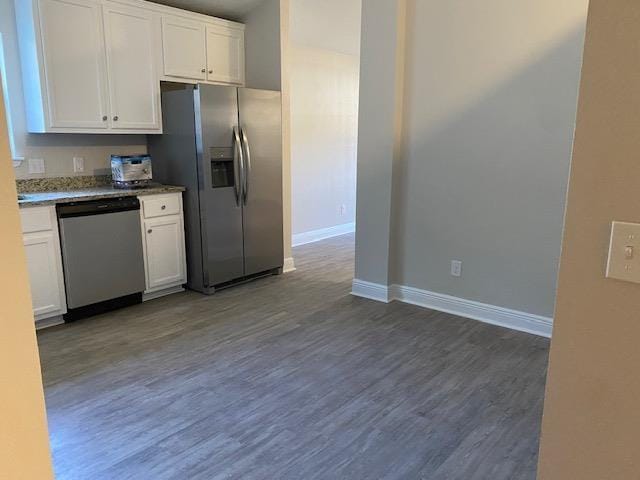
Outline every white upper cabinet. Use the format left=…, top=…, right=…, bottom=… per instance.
left=15, top=0, right=245, bottom=134
left=206, top=25, right=244, bottom=85
left=27, top=0, right=110, bottom=131
left=161, top=16, right=207, bottom=81
left=103, top=2, right=161, bottom=131
left=160, top=14, right=245, bottom=86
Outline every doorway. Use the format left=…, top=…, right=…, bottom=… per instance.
left=288, top=0, right=362, bottom=250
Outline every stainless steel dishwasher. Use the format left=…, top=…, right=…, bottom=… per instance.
left=57, top=197, right=145, bottom=321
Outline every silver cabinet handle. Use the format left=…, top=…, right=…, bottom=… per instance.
left=102, top=115, right=108, bottom=121
left=161, top=205, right=166, bottom=210
left=232, top=126, right=244, bottom=207
left=147, top=229, right=152, bottom=234
left=113, top=116, right=119, bottom=121
left=241, top=127, right=251, bottom=205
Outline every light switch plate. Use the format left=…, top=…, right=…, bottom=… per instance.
left=27, top=158, right=45, bottom=174
left=606, top=221, right=640, bottom=283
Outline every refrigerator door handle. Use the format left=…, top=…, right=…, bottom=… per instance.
left=232, top=126, right=244, bottom=207
left=241, top=127, right=252, bottom=204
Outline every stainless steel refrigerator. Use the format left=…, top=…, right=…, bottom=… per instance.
left=148, top=84, right=283, bottom=294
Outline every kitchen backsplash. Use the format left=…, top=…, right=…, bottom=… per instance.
left=13, top=134, right=147, bottom=180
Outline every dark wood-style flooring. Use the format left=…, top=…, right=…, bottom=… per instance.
left=37, top=233, right=549, bottom=479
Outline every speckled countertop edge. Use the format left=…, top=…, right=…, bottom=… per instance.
left=18, top=185, right=186, bottom=207
left=16, top=175, right=113, bottom=193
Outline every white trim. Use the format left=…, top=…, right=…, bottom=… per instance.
left=351, top=279, right=392, bottom=303
left=283, top=257, right=296, bottom=273
left=36, top=315, right=64, bottom=330
left=292, top=222, right=355, bottom=247
left=391, top=285, right=553, bottom=338
left=350, top=279, right=553, bottom=338
left=143, top=285, right=185, bottom=302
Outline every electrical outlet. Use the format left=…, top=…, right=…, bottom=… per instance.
left=73, top=156, right=85, bottom=173
left=451, top=260, right=462, bottom=277
left=27, top=158, right=45, bottom=174
left=340, top=204, right=347, bottom=216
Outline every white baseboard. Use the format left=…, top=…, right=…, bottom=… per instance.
left=36, top=315, right=64, bottom=330
left=143, top=285, right=185, bottom=302
left=351, top=279, right=553, bottom=338
left=292, top=222, right=355, bottom=247
left=283, top=257, right=296, bottom=273
left=351, top=279, right=392, bottom=303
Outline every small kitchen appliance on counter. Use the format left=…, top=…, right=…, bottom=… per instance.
left=111, top=154, right=153, bottom=188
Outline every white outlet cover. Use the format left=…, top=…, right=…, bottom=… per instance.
left=451, top=260, right=462, bottom=277
left=73, top=156, right=85, bottom=173
left=27, top=158, right=45, bottom=174
left=606, top=221, right=640, bottom=284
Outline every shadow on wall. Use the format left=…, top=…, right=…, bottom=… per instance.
left=391, top=24, right=587, bottom=318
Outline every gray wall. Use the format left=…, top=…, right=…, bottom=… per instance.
left=242, top=0, right=282, bottom=91
left=355, top=0, right=589, bottom=318
left=354, top=0, right=406, bottom=286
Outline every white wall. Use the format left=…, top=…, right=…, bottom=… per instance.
left=0, top=0, right=146, bottom=179
left=355, top=0, right=588, bottom=319
left=290, top=46, right=359, bottom=237
left=289, top=0, right=361, bottom=242
left=289, top=0, right=361, bottom=56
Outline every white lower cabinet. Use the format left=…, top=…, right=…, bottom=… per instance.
left=139, top=193, right=187, bottom=299
left=19, top=196, right=186, bottom=325
left=20, top=206, right=67, bottom=325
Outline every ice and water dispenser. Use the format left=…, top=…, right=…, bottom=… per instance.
left=210, top=147, right=235, bottom=188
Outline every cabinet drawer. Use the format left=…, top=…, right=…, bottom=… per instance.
left=20, top=207, right=54, bottom=233
left=141, top=194, right=182, bottom=218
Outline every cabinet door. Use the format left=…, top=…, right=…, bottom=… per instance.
left=23, top=231, right=66, bottom=319
left=161, top=16, right=206, bottom=81
left=143, top=216, right=186, bottom=291
left=37, top=0, right=109, bottom=129
left=103, top=2, right=161, bottom=131
left=206, top=26, right=244, bottom=85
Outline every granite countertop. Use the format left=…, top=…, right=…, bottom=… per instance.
left=18, top=184, right=186, bottom=207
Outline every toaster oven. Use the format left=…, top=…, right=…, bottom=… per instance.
left=111, top=155, right=153, bottom=188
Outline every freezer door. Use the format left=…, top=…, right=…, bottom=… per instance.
left=238, top=88, right=284, bottom=275
left=196, top=84, right=245, bottom=286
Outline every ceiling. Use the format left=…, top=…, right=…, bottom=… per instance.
left=147, top=0, right=266, bottom=21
